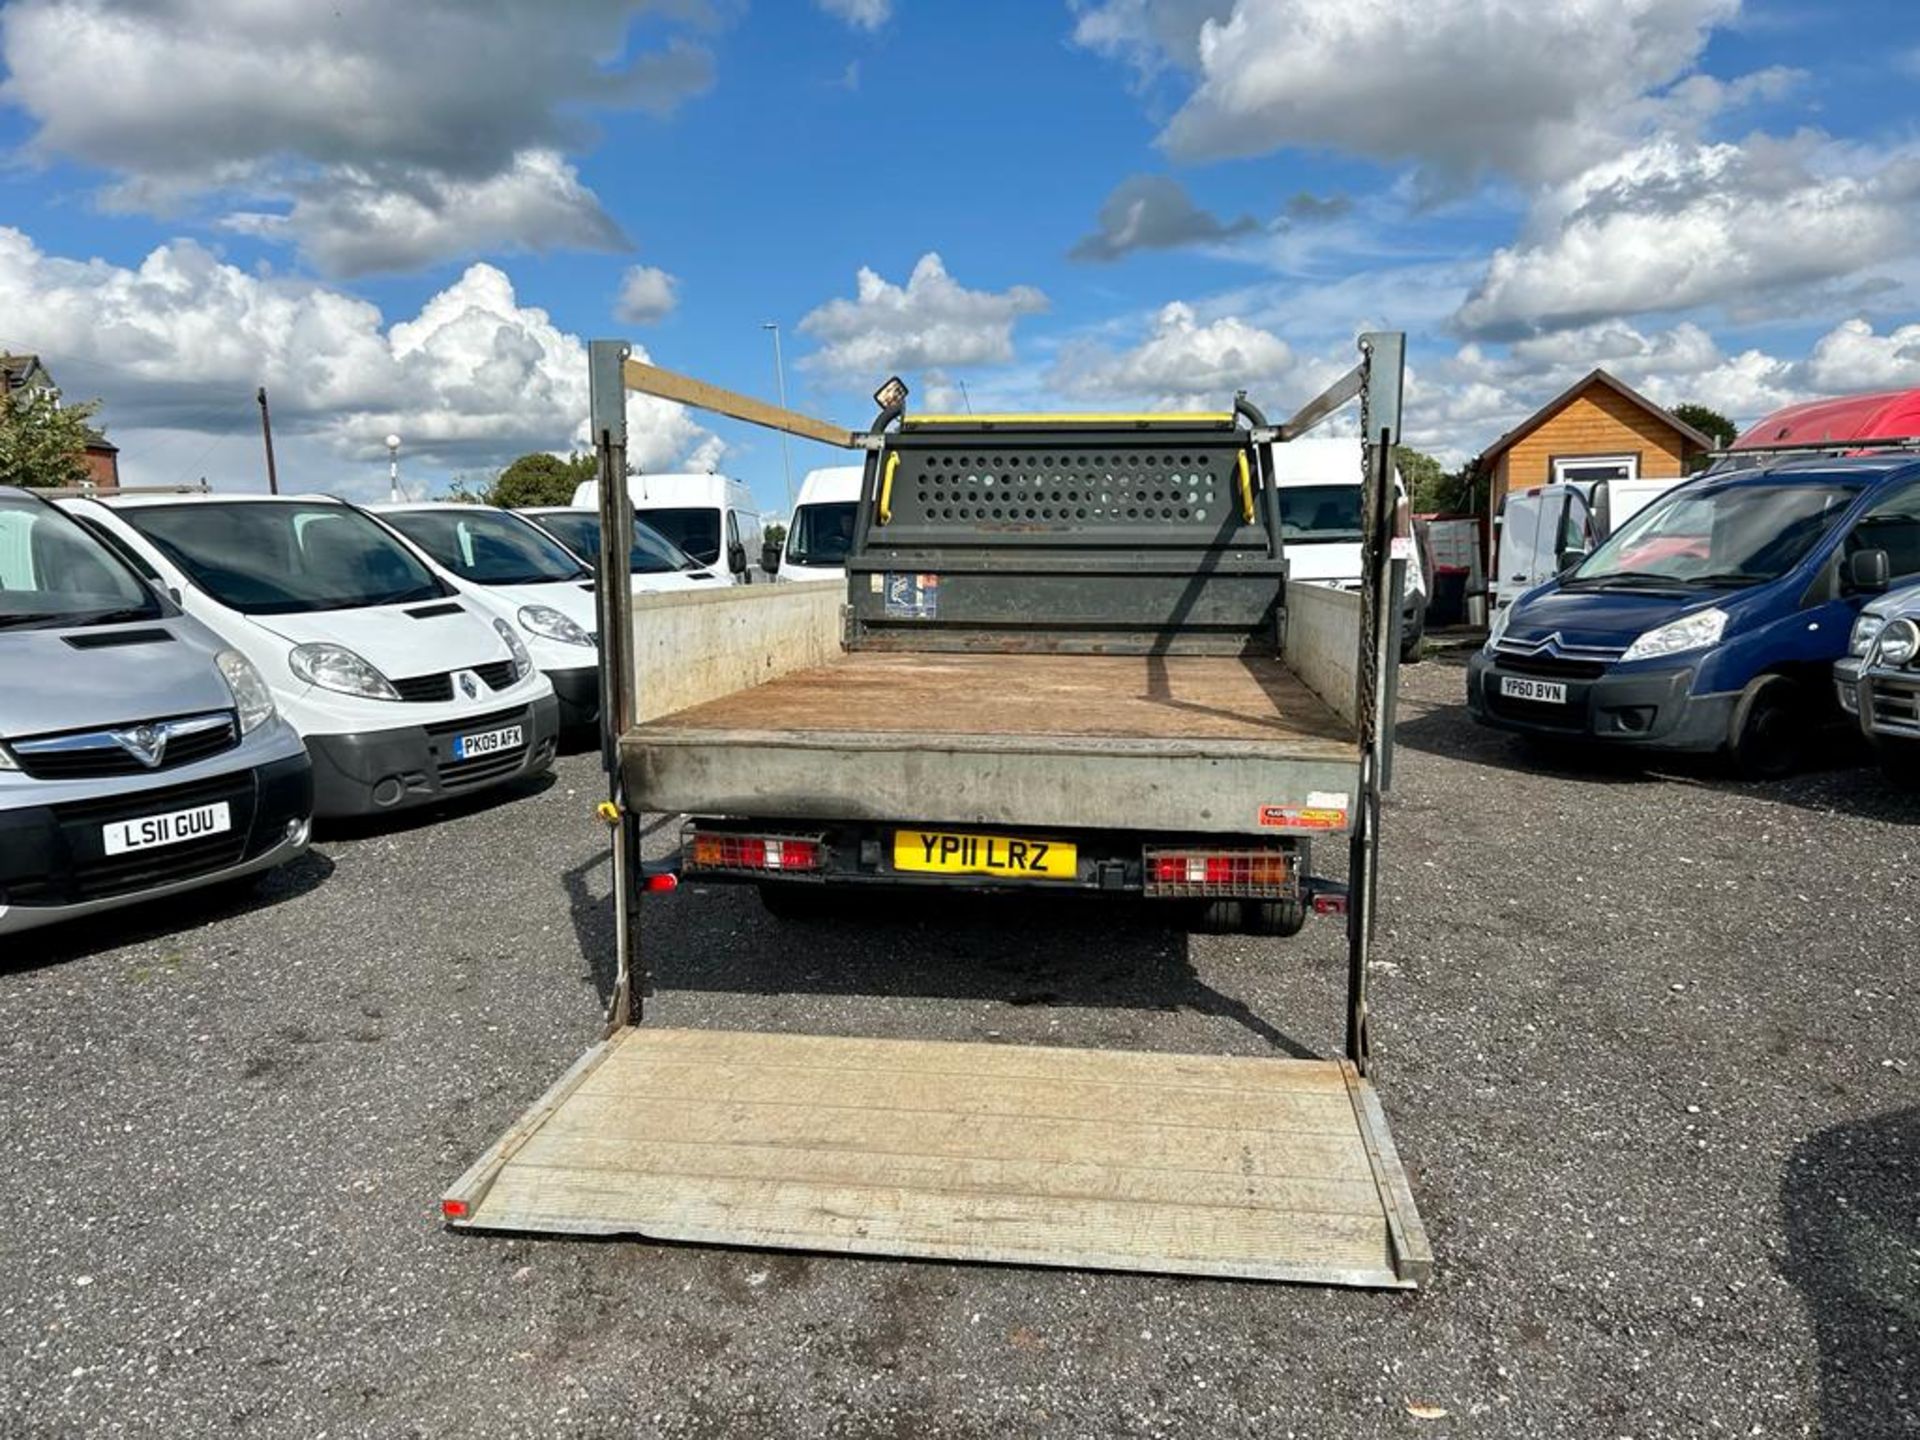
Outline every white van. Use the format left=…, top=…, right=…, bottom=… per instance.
left=372, top=502, right=605, bottom=730
left=64, top=494, right=558, bottom=819
left=513, top=507, right=726, bottom=596
left=777, top=466, right=863, bottom=584
left=1269, top=438, right=1428, bottom=659
left=1489, top=474, right=1684, bottom=632
left=573, top=473, right=764, bottom=583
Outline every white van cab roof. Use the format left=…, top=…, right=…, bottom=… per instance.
left=794, top=466, right=864, bottom=505
left=1267, top=437, right=1390, bottom=487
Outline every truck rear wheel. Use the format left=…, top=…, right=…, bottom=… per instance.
left=1190, top=899, right=1307, bottom=936
left=1729, top=674, right=1806, bottom=780
left=1245, top=899, right=1307, bottom=937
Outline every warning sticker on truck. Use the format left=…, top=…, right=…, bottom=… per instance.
left=884, top=572, right=940, bottom=619
left=1258, top=794, right=1350, bottom=830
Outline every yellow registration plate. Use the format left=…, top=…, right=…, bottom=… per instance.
left=893, top=829, right=1078, bottom=881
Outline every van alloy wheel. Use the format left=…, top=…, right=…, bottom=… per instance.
left=1729, top=674, right=1806, bottom=781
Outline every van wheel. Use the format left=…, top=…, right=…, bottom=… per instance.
left=1729, top=675, right=1806, bottom=780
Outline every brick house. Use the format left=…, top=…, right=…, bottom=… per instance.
left=1480, top=368, right=1711, bottom=518
left=1, top=352, right=121, bottom=487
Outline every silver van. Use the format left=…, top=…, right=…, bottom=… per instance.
left=0, top=487, right=313, bottom=935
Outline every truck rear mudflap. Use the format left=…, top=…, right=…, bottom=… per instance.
left=443, top=1026, right=1431, bottom=1288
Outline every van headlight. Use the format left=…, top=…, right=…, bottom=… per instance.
left=289, top=642, right=400, bottom=701
left=1851, top=612, right=1887, bottom=657
left=1621, top=607, right=1728, bottom=663
left=517, top=604, right=593, bottom=648
left=216, top=649, right=277, bottom=733
left=1876, top=617, right=1920, bottom=668
left=492, top=617, right=534, bottom=680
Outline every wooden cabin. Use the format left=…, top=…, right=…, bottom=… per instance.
left=1481, top=368, right=1711, bottom=516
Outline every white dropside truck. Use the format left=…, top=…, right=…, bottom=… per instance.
left=443, top=336, right=1432, bottom=1288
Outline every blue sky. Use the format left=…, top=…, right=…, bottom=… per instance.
left=3, top=0, right=1919, bottom=512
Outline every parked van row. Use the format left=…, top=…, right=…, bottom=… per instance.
left=3, top=484, right=727, bottom=937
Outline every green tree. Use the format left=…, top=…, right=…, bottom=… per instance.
left=763, top=521, right=786, bottom=552
left=1394, top=445, right=1454, bottom=512
left=1671, top=402, right=1737, bottom=449
left=484, top=451, right=597, bottom=508
left=1671, top=402, right=1737, bottom=472
left=0, top=385, right=101, bottom=489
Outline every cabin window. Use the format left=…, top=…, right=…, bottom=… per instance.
left=1552, top=454, right=1639, bottom=485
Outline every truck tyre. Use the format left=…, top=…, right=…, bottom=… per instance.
left=1245, top=899, right=1308, bottom=937
left=1729, top=674, right=1806, bottom=780
left=757, top=882, right=835, bottom=920
left=1192, top=900, right=1240, bottom=934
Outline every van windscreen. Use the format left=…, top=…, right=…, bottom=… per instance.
left=1572, top=482, right=1864, bottom=588
left=1275, top=485, right=1364, bottom=542
left=124, top=502, right=447, bottom=614
left=639, top=506, right=722, bottom=564
left=0, top=493, right=161, bottom=628
left=528, top=511, right=698, bottom=575
left=786, top=501, right=858, bottom=567
left=385, top=508, right=586, bottom=585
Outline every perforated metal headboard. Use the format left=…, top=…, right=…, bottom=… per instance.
left=846, top=416, right=1284, bottom=655
left=861, top=416, right=1270, bottom=553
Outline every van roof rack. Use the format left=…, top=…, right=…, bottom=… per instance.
left=1711, top=436, right=1920, bottom=459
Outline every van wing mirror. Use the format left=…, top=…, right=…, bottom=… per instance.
left=1850, top=548, right=1891, bottom=594
left=760, top=540, right=782, bottom=574
left=1556, top=548, right=1588, bottom=576
left=727, top=542, right=748, bottom=575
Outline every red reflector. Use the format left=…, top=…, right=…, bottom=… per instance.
left=442, top=1198, right=469, bottom=1220
left=642, top=872, right=679, bottom=893
left=1311, top=893, right=1348, bottom=916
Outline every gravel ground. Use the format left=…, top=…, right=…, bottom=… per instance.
left=3, top=656, right=1916, bottom=1439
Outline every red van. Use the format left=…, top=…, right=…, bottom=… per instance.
left=1732, top=388, right=1920, bottom=452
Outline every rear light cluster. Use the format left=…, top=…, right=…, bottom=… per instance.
left=1142, top=847, right=1294, bottom=899
left=687, top=830, right=824, bottom=873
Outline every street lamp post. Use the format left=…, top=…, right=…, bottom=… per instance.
left=762, top=322, right=795, bottom=514
left=385, top=433, right=401, bottom=503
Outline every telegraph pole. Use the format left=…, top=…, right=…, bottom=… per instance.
left=256, top=387, right=280, bottom=494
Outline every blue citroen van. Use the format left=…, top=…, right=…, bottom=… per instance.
left=1467, top=454, right=1920, bottom=776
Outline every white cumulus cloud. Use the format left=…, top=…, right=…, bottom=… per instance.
left=1073, top=0, right=1743, bottom=186
left=0, top=227, right=717, bottom=491
left=797, top=253, right=1048, bottom=385
left=1048, top=301, right=1295, bottom=408
left=614, top=265, right=681, bottom=325
left=0, top=0, right=714, bottom=274
left=1455, top=136, right=1920, bottom=339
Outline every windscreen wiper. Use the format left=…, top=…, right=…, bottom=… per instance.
left=1679, top=571, right=1768, bottom=587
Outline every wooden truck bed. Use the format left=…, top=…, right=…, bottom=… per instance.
left=445, top=1026, right=1430, bottom=1287
left=624, top=651, right=1360, bottom=837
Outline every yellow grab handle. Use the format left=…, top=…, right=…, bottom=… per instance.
left=1237, top=449, right=1255, bottom=523
left=878, top=451, right=900, bottom=525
